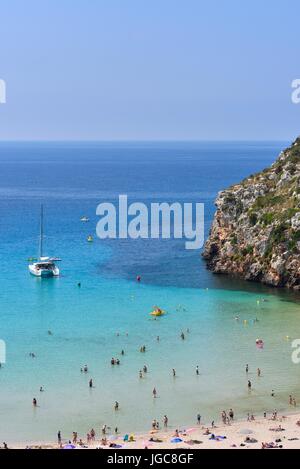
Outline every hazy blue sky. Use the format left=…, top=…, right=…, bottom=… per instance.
left=0, top=0, right=300, bottom=140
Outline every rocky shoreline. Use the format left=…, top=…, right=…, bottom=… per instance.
left=203, top=137, right=300, bottom=290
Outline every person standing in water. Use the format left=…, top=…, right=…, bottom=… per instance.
left=172, top=368, right=176, bottom=377
left=196, top=366, right=199, bottom=375
left=89, top=379, right=93, bottom=388
left=153, top=387, right=157, bottom=398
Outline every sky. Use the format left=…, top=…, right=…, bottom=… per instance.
left=0, top=0, right=300, bottom=141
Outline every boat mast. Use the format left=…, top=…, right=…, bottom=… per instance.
left=39, top=204, right=44, bottom=259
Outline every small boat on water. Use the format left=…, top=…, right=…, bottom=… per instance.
left=28, top=205, right=61, bottom=277
left=80, top=216, right=89, bottom=222
left=87, top=235, right=93, bottom=242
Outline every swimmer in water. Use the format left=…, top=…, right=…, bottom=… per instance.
left=152, top=387, right=157, bottom=398
left=143, top=365, right=148, bottom=373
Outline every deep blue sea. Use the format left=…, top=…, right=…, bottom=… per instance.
left=1, top=141, right=300, bottom=444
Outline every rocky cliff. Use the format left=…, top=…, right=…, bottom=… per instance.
left=203, top=137, right=300, bottom=289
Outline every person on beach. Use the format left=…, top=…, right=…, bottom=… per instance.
left=115, top=427, right=118, bottom=434
left=197, top=413, right=201, bottom=425
left=152, top=419, right=157, bottom=429
left=293, top=398, right=297, bottom=407
left=163, top=415, right=168, bottom=427
left=102, top=424, right=107, bottom=435
left=153, top=387, right=157, bottom=398
left=90, top=428, right=95, bottom=440
left=229, top=409, right=234, bottom=420
left=57, top=431, right=61, bottom=445
left=263, top=411, right=267, bottom=418
left=72, top=432, right=77, bottom=444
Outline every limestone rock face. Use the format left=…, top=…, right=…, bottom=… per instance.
left=203, top=137, right=300, bottom=289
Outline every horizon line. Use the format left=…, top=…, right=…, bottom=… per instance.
left=0, top=138, right=291, bottom=143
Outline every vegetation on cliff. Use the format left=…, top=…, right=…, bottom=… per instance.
left=203, top=138, right=300, bottom=289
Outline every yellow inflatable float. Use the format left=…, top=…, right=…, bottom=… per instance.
left=150, top=306, right=165, bottom=317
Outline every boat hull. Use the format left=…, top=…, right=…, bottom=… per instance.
left=28, top=264, right=60, bottom=277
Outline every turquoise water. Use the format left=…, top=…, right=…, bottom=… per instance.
left=1, top=141, right=300, bottom=443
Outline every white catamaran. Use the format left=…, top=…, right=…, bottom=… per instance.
left=28, top=205, right=61, bottom=277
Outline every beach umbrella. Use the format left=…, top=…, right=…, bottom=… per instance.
left=171, top=437, right=183, bottom=443
left=62, top=444, right=76, bottom=449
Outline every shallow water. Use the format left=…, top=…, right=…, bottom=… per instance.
left=0, top=141, right=300, bottom=443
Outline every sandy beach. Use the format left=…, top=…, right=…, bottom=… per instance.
left=6, top=412, right=300, bottom=450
